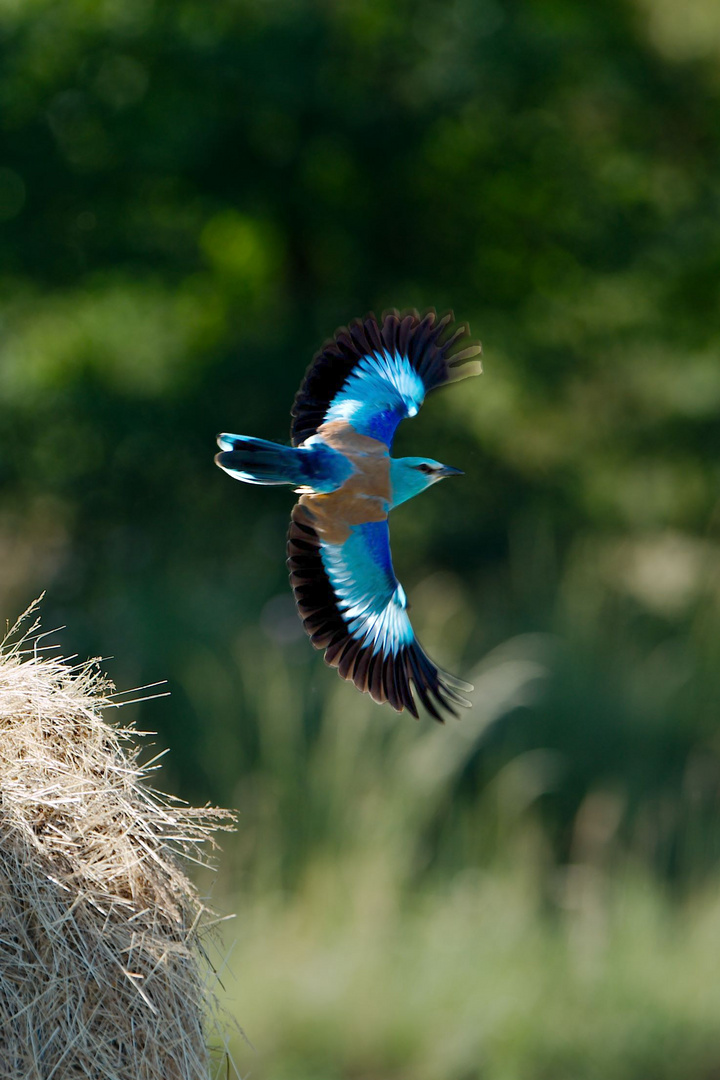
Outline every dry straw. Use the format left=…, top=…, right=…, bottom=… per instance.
left=0, top=602, right=238, bottom=1079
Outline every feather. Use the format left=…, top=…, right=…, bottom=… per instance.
left=290, top=310, right=481, bottom=449
left=287, top=502, right=472, bottom=721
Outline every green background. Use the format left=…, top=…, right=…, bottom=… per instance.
left=2, top=1, right=720, bottom=1076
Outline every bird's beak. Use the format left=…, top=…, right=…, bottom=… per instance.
left=439, top=465, right=464, bottom=478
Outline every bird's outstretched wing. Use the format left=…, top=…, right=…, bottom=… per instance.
left=290, top=310, right=482, bottom=449
left=287, top=501, right=473, bottom=721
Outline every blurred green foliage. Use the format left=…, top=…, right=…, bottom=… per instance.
left=2, top=0, right=720, bottom=1075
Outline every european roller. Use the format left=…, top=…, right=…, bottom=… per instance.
left=215, top=310, right=482, bottom=721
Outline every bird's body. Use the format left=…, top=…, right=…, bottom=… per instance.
left=216, top=310, right=482, bottom=720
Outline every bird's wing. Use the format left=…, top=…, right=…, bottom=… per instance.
left=287, top=501, right=473, bottom=721
left=290, top=310, right=481, bottom=449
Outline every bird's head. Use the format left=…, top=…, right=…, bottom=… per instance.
left=390, top=456, right=464, bottom=508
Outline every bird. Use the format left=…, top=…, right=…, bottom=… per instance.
left=215, top=309, right=482, bottom=721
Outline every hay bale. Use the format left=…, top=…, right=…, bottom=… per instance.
left=0, top=605, right=237, bottom=1079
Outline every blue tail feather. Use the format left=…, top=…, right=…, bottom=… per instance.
left=215, top=434, right=304, bottom=486
left=215, top=432, right=355, bottom=490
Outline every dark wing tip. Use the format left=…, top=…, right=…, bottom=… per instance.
left=403, top=643, right=472, bottom=723
left=374, top=308, right=481, bottom=393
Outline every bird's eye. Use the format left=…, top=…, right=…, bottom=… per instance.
left=417, top=463, right=433, bottom=474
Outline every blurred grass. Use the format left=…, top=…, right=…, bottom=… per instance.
left=225, top=859, right=720, bottom=1080
left=216, top=632, right=720, bottom=1079
left=208, top=603, right=720, bottom=1078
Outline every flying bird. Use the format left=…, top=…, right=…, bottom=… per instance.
left=215, top=310, right=482, bottom=721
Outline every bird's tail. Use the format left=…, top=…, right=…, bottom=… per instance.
left=215, top=433, right=305, bottom=486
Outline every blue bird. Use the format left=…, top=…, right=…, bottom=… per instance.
left=215, top=310, right=482, bottom=721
